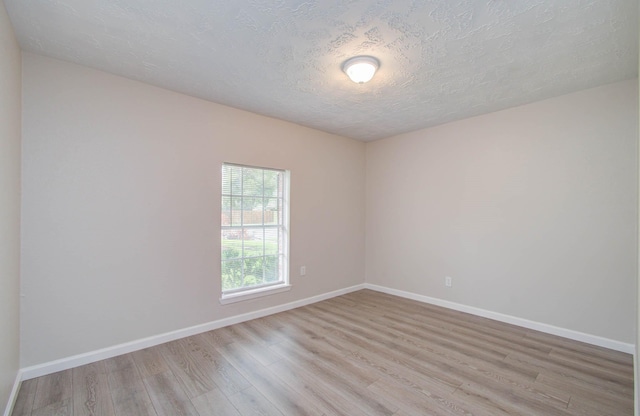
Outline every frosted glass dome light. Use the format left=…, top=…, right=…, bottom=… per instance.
left=343, top=56, right=379, bottom=84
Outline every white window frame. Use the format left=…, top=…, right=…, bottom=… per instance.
left=219, top=163, right=290, bottom=304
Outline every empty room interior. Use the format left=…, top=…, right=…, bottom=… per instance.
left=1, top=1, right=639, bottom=415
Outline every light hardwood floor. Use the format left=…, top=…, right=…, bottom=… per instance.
left=11, top=290, right=634, bottom=415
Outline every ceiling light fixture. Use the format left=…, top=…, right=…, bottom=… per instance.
left=343, top=56, right=379, bottom=84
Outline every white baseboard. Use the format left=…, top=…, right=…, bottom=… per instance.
left=20, top=284, right=366, bottom=381
left=3, top=370, right=22, bottom=416
left=364, top=283, right=635, bottom=355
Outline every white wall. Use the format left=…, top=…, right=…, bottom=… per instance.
left=0, top=1, right=22, bottom=412
left=366, top=79, right=638, bottom=344
left=20, top=53, right=366, bottom=367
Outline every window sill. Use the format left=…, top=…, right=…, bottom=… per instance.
left=220, top=283, right=291, bottom=305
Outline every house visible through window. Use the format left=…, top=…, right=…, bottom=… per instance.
left=220, top=163, right=289, bottom=303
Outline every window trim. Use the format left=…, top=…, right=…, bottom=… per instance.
left=219, top=163, right=290, bottom=304
left=219, top=283, right=291, bottom=305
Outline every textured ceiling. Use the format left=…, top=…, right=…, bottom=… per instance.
left=4, top=0, right=638, bottom=141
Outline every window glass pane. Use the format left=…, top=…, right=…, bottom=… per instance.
left=255, top=228, right=265, bottom=255
left=264, top=256, right=279, bottom=283
left=264, top=228, right=278, bottom=255
left=263, top=198, right=278, bottom=226
left=263, top=170, right=280, bottom=198
left=242, top=197, right=263, bottom=226
left=221, top=231, right=242, bottom=259
left=222, top=165, right=232, bottom=195
left=230, top=197, right=242, bottom=226
left=277, top=172, right=284, bottom=198
left=243, top=257, right=264, bottom=287
left=231, top=165, right=242, bottom=195
left=221, top=196, right=232, bottom=211
left=264, top=208, right=276, bottom=225
left=222, top=259, right=243, bottom=291
left=221, top=196, right=232, bottom=226
left=278, top=227, right=286, bottom=251
left=242, top=167, right=264, bottom=196
left=242, top=235, right=264, bottom=258
left=277, top=198, right=283, bottom=226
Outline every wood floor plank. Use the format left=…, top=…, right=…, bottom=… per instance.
left=225, top=323, right=284, bottom=366
left=158, top=338, right=218, bottom=399
left=266, top=310, right=380, bottom=384
left=505, top=351, right=633, bottom=397
left=392, top=410, right=419, bottom=416
left=285, top=307, right=467, bottom=393
left=198, top=326, right=236, bottom=347
left=226, top=386, right=284, bottom=416
left=11, top=378, right=38, bottom=416
left=103, top=354, right=137, bottom=374
left=454, top=379, right=572, bottom=416
left=269, top=336, right=379, bottom=387
left=267, top=358, right=376, bottom=416
left=33, top=369, right=73, bottom=411
left=12, top=290, right=634, bottom=416
left=239, top=318, right=286, bottom=346
left=72, top=361, right=115, bottom=416
left=314, top=302, right=540, bottom=393
left=290, top=305, right=536, bottom=408
left=567, top=392, right=634, bottom=415
left=106, top=357, right=157, bottom=416
left=447, top=383, right=518, bottom=416
left=548, top=347, right=634, bottom=379
left=350, top=290, right=529, bottom=337
left=251, top=313, right=286, bottom=331
left=373, top=313, right=540, bottom=380
left=143, top=371, right=198, bottom=416
left=524, top=329, right=633, bottom=365
left=186, top=333, right=252, bottom=397
left=131, top=346, right=169, bottom=379
left=353, top=305, right=513, bottom=363
left=512, top=347, right=633, bottom=388
left=272, top=321, right=436, bottom=414
left=31, top=397, right=73, bottom=416
left=305, top=303, right=428, bottom=358
left=535, top=372, right=634, bottom=411
left=190, top=388, right=241, bottom=416
left=316, top=300, right=517, bottom=382
left=268, top=342, right=398, bottom=415
left=368, top=377, right=481, bottom=416
left=214, top=341, right=326, bottom=416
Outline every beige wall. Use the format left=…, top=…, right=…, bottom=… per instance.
left=366, top=79, right=638, bottom=344
left=20, top=53, right=366, bottom=367
left=0, top=1, right=22, bottom=412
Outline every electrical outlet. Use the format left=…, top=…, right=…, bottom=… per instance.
left=300, top=266, right=306, bottom=276
left=445, top=276, right=452, bottom=287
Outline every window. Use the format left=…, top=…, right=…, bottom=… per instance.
left=220, top=163, right=290, bottom=303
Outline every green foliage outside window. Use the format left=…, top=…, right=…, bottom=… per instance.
left=221, top=240, right=279, bottom=291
